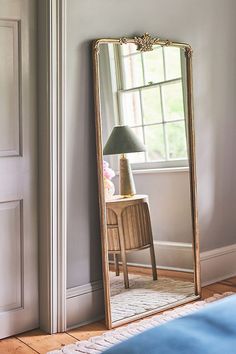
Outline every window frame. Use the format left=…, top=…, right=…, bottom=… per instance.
left=116, top=45, right=189, bottom=170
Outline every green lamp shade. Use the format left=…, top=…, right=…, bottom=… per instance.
left=103, top=125, right=146, bottom=155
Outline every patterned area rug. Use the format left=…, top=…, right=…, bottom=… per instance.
left=110, top=273, right=195, bottom=322
left=48, top=292, right=234, bottom=354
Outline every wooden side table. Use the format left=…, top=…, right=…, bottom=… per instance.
left=106, top=195, right=157, bottom=288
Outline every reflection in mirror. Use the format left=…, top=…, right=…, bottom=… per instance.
left=93, top=35, right=200, bottom=328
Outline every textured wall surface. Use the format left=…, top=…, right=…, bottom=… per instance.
left=66, top=0, right=236, bottom=290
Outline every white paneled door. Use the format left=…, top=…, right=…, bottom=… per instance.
left=0, top=0, right=38, bottom=338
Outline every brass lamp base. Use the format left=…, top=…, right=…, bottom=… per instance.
left=119, top=154, right=136, bottom=197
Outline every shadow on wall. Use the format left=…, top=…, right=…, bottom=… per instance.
left=67, top=41, right=102, bottom=289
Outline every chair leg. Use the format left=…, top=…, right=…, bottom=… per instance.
left=121, top=250, right=129, bottom=288
left=117, top=216, right=129, bottom=288
left=114, top=254, right=119, bottom=276
left=150, top=243, right=157, bottom=281
left=145, top=202, right=157, bottom=281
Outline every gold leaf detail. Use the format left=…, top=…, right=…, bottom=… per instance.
left=119, top=37, right=128, bottom=45
left=134, top=32, right=160, bottom=52
left=185, top=47, right=193, bottom=58
left=163, top=39, right=172, bottom=47
left=94, top=40, right=100, bottom=53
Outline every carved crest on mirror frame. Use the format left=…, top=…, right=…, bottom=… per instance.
left=120, top=32, right=160, bottom=51
left=94, top=33, right=193, bottom=57
left=120, top=32, right=173, bottom=52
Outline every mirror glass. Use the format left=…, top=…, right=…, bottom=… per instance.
left=94, top=37, right=199, bottom=327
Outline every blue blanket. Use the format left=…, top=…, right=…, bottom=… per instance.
left=103, top=295, right=236, bottom=354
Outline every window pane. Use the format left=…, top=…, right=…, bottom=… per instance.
left=141, top=87, right=162, bottom=124
left=166, top=121, right=187, bottom=159
left=162, top=81, right=184, bottom=121
left=164, top=47, right=181, bottom=80
left=128, top=127, right=145, bottom=163
left=122, top=54, right=144, bottom=89
left=120, top=91, right=142, bottom=126
left=143, top=47, right=164, bottom=84
left=144, top=125, right=165, bottom=161
left=120, top=43, right=137, bottom=56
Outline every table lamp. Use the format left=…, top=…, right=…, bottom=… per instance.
left=103, top=125, right=146, bottom=197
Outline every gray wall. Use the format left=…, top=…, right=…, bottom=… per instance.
left=66, top=0, right=236, bottom=290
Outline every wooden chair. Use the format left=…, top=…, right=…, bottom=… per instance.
left=106, top=195, right=157, bottom=288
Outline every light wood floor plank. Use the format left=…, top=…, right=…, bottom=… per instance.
left=110, top=265, right=194, bottom=282
left=205, top=282, right=235, bottom=294
left=219, top=277, right=236, bottom=288
left=200, top=287, right=215, bottom=299
left=0, top=337, right=38, bottom=353
left=17, top=329, right=75, bottom=354
left=67, top=321, right=106, bottom=341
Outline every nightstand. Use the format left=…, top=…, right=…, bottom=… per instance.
left=106, top=194, right=157, bottom=288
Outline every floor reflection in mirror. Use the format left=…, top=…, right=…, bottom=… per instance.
left=109, top=266, right=194, bottom=323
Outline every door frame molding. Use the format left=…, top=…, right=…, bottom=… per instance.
left=38, top=0, right=67, bottom=333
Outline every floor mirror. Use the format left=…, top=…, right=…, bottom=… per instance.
left=92, top=33, right=201, bottom=329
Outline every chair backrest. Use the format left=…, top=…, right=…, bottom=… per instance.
left=106, top=202, right=152, bottom=251
left=121, top=202, right=152, bottom=250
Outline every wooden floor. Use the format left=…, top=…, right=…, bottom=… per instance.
left=0, top=276, right=235, bottom=354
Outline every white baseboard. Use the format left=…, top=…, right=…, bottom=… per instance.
left=200, top=243, right=236, bottom=286
left=125, top=241, right=194, bottom=272
left=67, top=280, right=102, bottom=298
left=66, top=281, right=104, bottom=329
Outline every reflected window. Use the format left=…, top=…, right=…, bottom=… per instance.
left=117, top=44, right=188, bottom=168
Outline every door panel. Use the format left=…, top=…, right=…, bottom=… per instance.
left=0, top=201, right=22, bottom=312
left=0, top=0, right=38, bottom=338
left=0, top=20, right=20, bottom=156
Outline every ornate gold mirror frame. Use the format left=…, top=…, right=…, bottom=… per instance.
left=92, top=33, right=201, bottom=329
